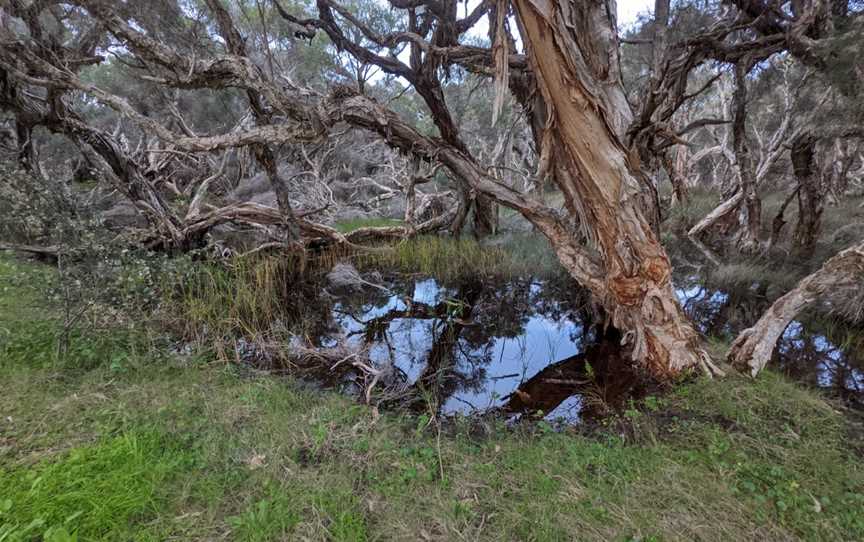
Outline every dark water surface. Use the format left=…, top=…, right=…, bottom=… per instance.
left=322, top=275, right=640, bottom=424
left=674, top=269, right=864, bottom=407
left=303, top=261, right=863, bottom=424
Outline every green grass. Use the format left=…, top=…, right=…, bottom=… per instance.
left=334, top=217, right=404, bottom=233
left=358, top=234, right=563, bottom=280
left=0, top=429, right=195, bottom=541
left=169, top=255, right=299, bottom=341
left=1, top=252, right=863, bottom=540
left=707, top=261, right=799, bottom=298
left=664, top=186, right=723, bottom=233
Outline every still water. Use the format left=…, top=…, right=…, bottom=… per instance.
left=306, top=268, right=863, bottom=424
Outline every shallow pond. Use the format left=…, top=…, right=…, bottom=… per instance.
left=305, top=263, right=863, bottom=424
left=674, top=268, right=864, bottom=407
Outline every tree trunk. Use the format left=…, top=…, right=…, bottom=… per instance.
left=729, top=240, right=864, bottom=376
left=732, top=64, right=762, bottom=252
left=768, top=186, right=800, bottom=250
left=791, top=133, right=823, bottom=251
left=688, top=189, right=744, bottom=238
left=404, top=158, right=420, bottom=233
left=472, top=194, right=498, bottom=237
left=254, top=145, right=301, bottom=242
left=15, top=121, right=39, bottom=176
left=450, top=185, right=471, bottom=237
left=205, top=0, right=302, bottom=243
left=511, top=0, right=720, bottom=377
left=668, top=146, right=690, bottom=207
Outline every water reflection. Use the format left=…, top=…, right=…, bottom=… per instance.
left=776, top=321, right=864, bottom=407
left=324, top=275, right=615, bottom=422
left=669, top=238, right=864, bottom=408
left=304, top=248, right=864, bottom=423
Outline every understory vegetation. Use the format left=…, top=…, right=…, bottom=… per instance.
left=2, top=252, right=863, bottom=541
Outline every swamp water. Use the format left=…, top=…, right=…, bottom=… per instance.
left=294, top=263, right=864, bottom=424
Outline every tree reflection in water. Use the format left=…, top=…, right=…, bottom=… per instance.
left=312, top=265, right=863, bottom=423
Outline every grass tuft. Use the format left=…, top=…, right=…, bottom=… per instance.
left=165, top=253, right=320, bottom=345
left=358, top=234, right=562, bottom=280
left=708, top=262, right=796, bottom=296
left=664, top=187, right=723, bottom=233
left=227, top=494, right=302, bottom=542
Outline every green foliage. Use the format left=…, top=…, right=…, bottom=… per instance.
left=365, top=236, right=502, bottom=278
left=2, top=246, right=864, bottom=541
left=0, top=165, right=81, bottom=247
left=168, top=254, right=314, bottom=343
left=89, top=251, right=198, bottom=315
left=311, top=491, right=368, bottom=542
left=663, top=186, right=722, bottom=233
left=163, top=234, right=564, bottom=350
left=666, top=374, right=864, bottom=537
left=708, top=262, right=796, bottom=296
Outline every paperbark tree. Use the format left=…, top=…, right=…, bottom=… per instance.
left=731, top=63, right=762, bottom=252
left=204, top=0, right=302, bottom=242
left=281, top=0, right=498, bottom=236
left=508, top=0, right=721, bottom=376
left=688, top=61, right=818, bottom=244
left=10, top=0, right=853, bottom=379
left=0, top=0, right=720, bottom=377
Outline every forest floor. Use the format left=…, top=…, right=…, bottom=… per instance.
left=1, top=252, right=864, bottom=541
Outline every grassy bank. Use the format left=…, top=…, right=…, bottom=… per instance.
left=1, top=253, right=863, bottom=541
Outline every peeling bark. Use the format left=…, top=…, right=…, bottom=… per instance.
left=205, top=0, right=301, bottom=242
left=449, top=184, right=471, bottom=237
left=688, top=190, right=744, bottom=239
left=1, top=0, right=738, bottom=378
left=689, top=61, right=814, bottom=247
left=667, top=145, right=689, bottom=207
left=509, top=0, right=721, bottom=377
left=729, top=240, right=864, bottom=376
left=472, top=194, right=498, bottom=237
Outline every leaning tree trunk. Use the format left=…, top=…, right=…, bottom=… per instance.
left=768, top=186, right=800, bottom=250
left=688, top=189, right=744, bottom=239
left=205, top=0, right=302, bottom=243
left=255, top=145, right=302, bottom=242
left=15, top=121, right=40, bottom=176
left=791, top=133, right=823, bottom=252
left=511, top=0, right=719, bottom=377
left=729, top=240, right=864, bottom=376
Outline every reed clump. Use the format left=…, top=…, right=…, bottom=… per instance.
left=357, top=234, right=562, bottom=280
left=168, top=253, right=318, bottom=345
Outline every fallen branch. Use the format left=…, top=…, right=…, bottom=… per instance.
left=0, top=242, right=60, bottom=260
left=728, top=240, right=864, bottom=376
